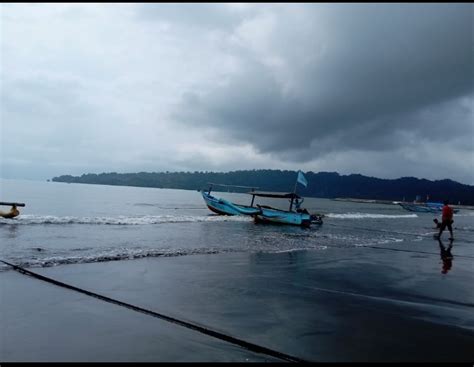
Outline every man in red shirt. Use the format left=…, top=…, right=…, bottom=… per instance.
left=438, top=200, right=454, bottom=240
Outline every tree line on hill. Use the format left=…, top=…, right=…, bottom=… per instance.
left=52, top=170, right=474, bottom=205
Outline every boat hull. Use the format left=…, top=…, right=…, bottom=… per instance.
left=398, top=202, right=458, bottom=214
left=399, top=203, right=438, bottom=213
left=201, top=192, right=258, bottom=216
left=201, top=191, right=322, bottom=227
left=255, top=206, right=312, bottom=227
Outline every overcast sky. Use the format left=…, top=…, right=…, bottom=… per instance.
left=1, top=3, right=473, bottom=184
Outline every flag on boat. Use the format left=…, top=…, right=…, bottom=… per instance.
left=297, top=170, right=308, bottom=187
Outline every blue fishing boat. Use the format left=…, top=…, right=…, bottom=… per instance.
left=249, top=191, right=316, bottom=227
left=201, top=183, right=261, bottom=216
left=398, top=203, right=439, bottom=213
left=201, top=190, right=260, bottom=216
left=398, top=202, right=458, bottom=213
left=200, top=171, right=323, bottom=227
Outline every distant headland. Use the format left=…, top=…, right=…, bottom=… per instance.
left=51, top=170, right=474, bottom=206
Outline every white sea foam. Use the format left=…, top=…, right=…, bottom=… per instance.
left=354, top=238, right=404, bottom=247
left=326, top=212, right=418, bottom=219
left=0, top=214, right=252, bottom=226
left=455, top=212, right=474, bottom=217
left=272, top=246, right=328, bottom=253
left=1, top=247, right=242, bottom=270
left=0, top=212, right=421, bottom=225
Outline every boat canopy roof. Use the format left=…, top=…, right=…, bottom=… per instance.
left=208, top=182, right=259, bottom=189
left=247, top=191, right=301, bottom=199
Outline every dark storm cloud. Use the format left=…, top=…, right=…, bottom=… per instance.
left=173, top=4, right=473, bottom=160
left=2, top=4, right=472, bottom=183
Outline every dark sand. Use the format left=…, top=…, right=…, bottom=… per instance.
left=1, top=235, right=473, bottom=362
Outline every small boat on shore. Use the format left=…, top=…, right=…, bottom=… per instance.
left=398, top=202, right=459, bottom=214
left=202, top=189, right=322, bottom=227
left=0, top=202, right=25, bottom=219
left=250, top=191, right=321, bottom=227
left=200, top=172, right=323, bottom=227
left=201, top=190, right=260, bottom=216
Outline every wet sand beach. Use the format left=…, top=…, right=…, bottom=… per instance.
left=2, top=234, right=473, bottom=362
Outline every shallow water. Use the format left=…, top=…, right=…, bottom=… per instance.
left=1, top=178, right=473, bottom=271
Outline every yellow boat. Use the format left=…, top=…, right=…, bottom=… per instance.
left=0, top=202, right=25, bottom=219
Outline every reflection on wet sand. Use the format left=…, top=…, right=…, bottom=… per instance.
left=438, top=238, right=454, bottom=274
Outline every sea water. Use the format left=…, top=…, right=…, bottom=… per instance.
left=1, top=178, right=473, bottom=272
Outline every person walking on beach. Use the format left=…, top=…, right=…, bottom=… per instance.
left=437, top=200, right=454, bottom=240
left=0, top=204, right=20, bottom=219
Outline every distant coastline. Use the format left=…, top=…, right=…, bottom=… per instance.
left=333, top=197, right=474, bottom=210
left=51, top=170, right=474, bottom=206
left=333, top=197, right=398, bottom=205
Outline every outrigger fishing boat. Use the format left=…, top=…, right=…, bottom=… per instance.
left=398, top=202, right=459, bottom=214
left=201, top=184, right=262, bottom=216
left=201, top=171, right=323, bottom=227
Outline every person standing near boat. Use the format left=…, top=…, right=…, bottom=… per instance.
left=437, top=200, right=454, bottom=240
left=294, top=197, right=308, bottom=213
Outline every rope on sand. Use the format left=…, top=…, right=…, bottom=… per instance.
left=0, top=259, right=307, bottom=363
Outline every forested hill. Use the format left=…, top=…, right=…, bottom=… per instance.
left=52, top=170, right=474, bottom=205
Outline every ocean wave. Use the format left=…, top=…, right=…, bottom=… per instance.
left=455, top=212, right=474, bottom=217
left=1, top=244, right=331, bottom=271
left=326, top=212, right=418, bottom=219
left=0, top=212, right=422, bottom=225
left=0, top=214, right=252, bottom=226
left=272, top=246, right=328, bottom=253
left=321, top=232, right=405, bottom=247
left=0, top=247, right=243, bottom=271
left=354, top=238, right=404, bottom=247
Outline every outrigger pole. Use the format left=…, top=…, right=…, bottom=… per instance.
left=206, top=183, right=259, bottom=195
left=0, top=202, right=26, bottom=207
